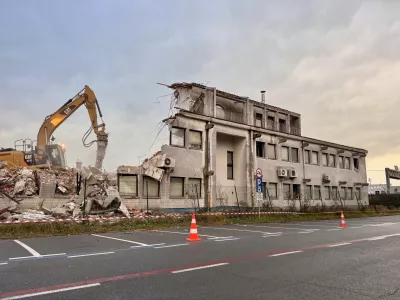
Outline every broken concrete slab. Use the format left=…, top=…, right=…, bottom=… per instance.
left=51, top=207, right=69, bottom=218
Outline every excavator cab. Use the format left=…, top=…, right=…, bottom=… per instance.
left=43, top=144, right=66, bottom=168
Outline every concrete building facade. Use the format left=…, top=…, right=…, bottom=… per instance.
left=118, top=83, right=369, bottom=210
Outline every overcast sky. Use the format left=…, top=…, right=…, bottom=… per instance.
left=1, top=0, right=399, bottom=184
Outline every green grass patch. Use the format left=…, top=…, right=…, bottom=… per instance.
left=1, top=210, right=400, bottom=239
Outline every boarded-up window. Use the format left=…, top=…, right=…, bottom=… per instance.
left=255, top=113, right=263, bottom=127
left=189, top=130, right=202, bottom=150
left=267, top=144, right=276, bottom=159
left=170, top=127, right=185, bottom=147
left=118, top=175, right=137, bottom=197
left=170, top=177, right=184, bottom=197
left=188, top=178, right=201, bottom=197
left=282, top=146, right=289, bottom=161
left=331, top=186, right=338, bottom=200
left=314, top=186, right=321, bottom=199
left=143, top=176, right=160, bottom=197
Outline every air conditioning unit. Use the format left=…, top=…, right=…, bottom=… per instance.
left=164, top=157, right=176, bottom=168
left=277, top=168, right=287, bottom=177
left=289, top=169, right=298, bottom=178
left=322, top=174, right=331, bottom=182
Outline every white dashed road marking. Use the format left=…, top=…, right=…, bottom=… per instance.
left=327, top=243, right=352, bottom=248
left=270, top=251, right=302, bottom=257
left=172, top=263, right=229, bottom=274
left=68, top=251, right=114, bottom=258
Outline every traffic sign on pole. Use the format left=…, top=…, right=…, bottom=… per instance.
left=256, top=168, right=262, bottom=178
left=256, top=178, right=263, bottom=193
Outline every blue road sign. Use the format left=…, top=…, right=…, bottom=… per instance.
left=256, top=178, right=263, bottom=193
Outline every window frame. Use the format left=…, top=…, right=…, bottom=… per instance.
left=304, top=150, right=310, bottom=164
left=339, top=156, right=344, bottom=169
left=188, top=130, right=202, bottom=150
left=170, top=127, right=185, bottom=147
left=281, top=146, right=289, bottom=162
left=255, top=113, right=263, bottom=127
left=267, top=116, right=275, bottom=130
left=283, top=183, right=291, bottom=199
left=291, top=147, right=299, bottom=163
left=267, top=144, right=276, bottom=160
left=187, top=178, right=202, bottom=198
left=170, top=176, right=185, bottom=198
left=227, top=151, right=234, bottom=180
left=311, top=151, right=319, bottom=165
left=329, top=154, right=336, bottom=168
left=268, top=182, right=278, bottom=199
left=331, top=186, right=338, bottom=200
left=322, top=153, right=328, bottom=166
left=324, top=186, right=330, bottom=200
left=353, top=157, right=359, bottom=171
left=118, top=174, right=138, bottom=197
left=143, top=176, right=160, bottom=198
left=256, top=141, right=265, bottom=158
left=314, top=185, right=321, bottom=200
left=216, top=104, right=225, bottom=119
left=305, top=185, right=312, bottom=200
left=345, top=157, right=351, bottom=169
left=347, top=187, right=354, bottom=200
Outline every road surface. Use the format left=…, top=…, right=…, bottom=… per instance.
left=1, top=215, right=400, bottom=299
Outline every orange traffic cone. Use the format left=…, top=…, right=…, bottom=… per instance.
left=186, top=213, right=201, bottom=242
left=340, top=211, right=347, bottom=228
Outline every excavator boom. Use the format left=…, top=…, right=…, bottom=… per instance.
left=36, top=85, right=108, bottom=169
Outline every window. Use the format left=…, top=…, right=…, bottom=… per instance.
left=291, top=148, right=299, bottom=163
left=227, top=151, right=234, bottom=179
left=322, top=153, right=328, bottom=166
left=216, top=105, right=225, bottom=119
left=187, top=178, right=201, bottom=197
left=262, top=182, right=268, bottom=199
left=353, top=158, right=359, bottom=170
left=329, top=154, right=336, bottom=167
left=267, top=116, right=275, bottom=130
left=345, top=157, right=350, bottom=169
left=305, top=185, right=312, bottom=200
left=314, top=186, right=321, bottom=199
left=279, top=119, right=286, bottom=133
left=170, top=127, right=185, bottom=147
left=347, top=187, right=353, bottom=200
left=283, top=183, right=291, bottom=199
left=255, top=113, right=263, bottom=127
left=268, top=183, right=278, bottom=199
left=170, top=177, right=184, bottom=197
left=340, top=187, right=346, bottom=199
left=189, top=130, right=202, bottom=150
left=304, top=150, right=310, bottom=164
left=293, top=184, right=300, bottom=199
left=324, top=186, right=330, bottom=199
left=282, top=146, right=289, bottom=161
left=256, top=141, right=265, bottom=158
left=355, top=187, right=361, bottom=200
left=118, top=175, right=137, bottom=197
left=143, top=176, right=160, bottom=198
left=339, top=156, right=344, bottom=169
left=331, top=186, right=338, bottom=200
left=267, top=144, right=276, bottom=159
left=311, top=151, right=319, bottom=165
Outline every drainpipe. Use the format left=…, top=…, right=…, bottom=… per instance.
left=249, top=129, right=255, bottom=208
left=204, top=122, right=214, bottom=210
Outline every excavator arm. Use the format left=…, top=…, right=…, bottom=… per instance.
left=36, top=85, right=108, bottom=169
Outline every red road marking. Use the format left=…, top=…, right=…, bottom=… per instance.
left=1, top=233, right=399, bottom=299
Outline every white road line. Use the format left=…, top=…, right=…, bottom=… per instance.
left=0, top=262, right=8, bottom=265
left=368, top=236, right=387, bottom=241
left=207, top=227, right=276, bottom=234
left=154, top=243, right=189, bottom=249
left=13, top=240, right=41, bottom=257
left=91, top=234, right=148, bottom=246
left=262, top=234, right=282, bottom=238
left=327, top=243, right=351, bottom=248
left=41, top=253, right=66, bottom=257
left=68, top=251, right=114, bottom=258
left=294, top=223, right=339, bottom=228
left=153, top=230, right=228, bottom=239
left=207, top=236, right=234, bottom=240
left=270, top=251, right=302, bottom=257
left=9, top=256, right=39, bottom=261
left=172, top=263, right=229, bottom=274
left=3, top=283, right=100, bottom=299
left=130, top=243, right=165, bottom=249
left=326, top=228, right=342, bottom=231
left=214, top=238, right=240, bottom=242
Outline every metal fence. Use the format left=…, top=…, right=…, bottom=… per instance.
left=369, top=194, right=400, bottom=207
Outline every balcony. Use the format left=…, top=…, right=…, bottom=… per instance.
left=266, top=123, right=301, bottom=136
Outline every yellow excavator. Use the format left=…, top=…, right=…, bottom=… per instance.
left=0, top=85, right=108, bottom=169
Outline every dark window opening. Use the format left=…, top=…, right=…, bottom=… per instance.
left=353, top=158, right=359, bottom=170
left=256, top=141, right=265, bottom=158
left=227, top=151, right=234, bottom=179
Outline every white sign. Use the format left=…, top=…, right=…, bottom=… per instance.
left=256, top=192, right=264, bottom=202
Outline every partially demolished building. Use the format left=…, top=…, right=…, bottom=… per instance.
left=118, top=83, right=369, bottom=210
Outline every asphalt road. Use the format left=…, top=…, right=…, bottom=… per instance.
left=2, top=215, right=400, bottom=299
